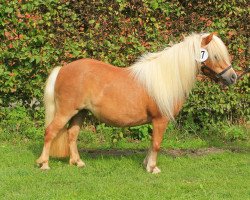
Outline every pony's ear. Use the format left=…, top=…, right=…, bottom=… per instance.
left=213, top=31, right=218, bottom=36
left=201, top=33, right=214, bottom=46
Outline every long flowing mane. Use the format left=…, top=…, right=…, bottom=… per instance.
left=129, top=33, right=230, bottom=119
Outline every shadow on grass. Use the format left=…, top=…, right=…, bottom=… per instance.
left=28, top=136, right=250, bottom=169
left=28, top=142, right=147, bottom=165
left=79, top=146, right=249, bottom=159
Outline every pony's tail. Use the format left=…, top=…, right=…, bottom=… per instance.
left=44, top=67, right=70, bottom=158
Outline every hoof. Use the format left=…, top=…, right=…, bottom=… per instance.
left=40, top=162, right=50, bottom=170
left=152, top=166, right=161, bottom=174
left=146, top=165, right=161, bottom=174
left=70, top=159, right=86, bottom=168
left=36, top=157, right=50, bottom=170
left=77, top=160, right=86, bottom=168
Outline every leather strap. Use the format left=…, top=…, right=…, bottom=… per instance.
left=201, top=65, right=232, bottom=82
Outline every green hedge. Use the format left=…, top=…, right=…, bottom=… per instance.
left=0, top=0, right=249, bottom=125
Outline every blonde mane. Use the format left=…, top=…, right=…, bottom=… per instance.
left=129, top=33, right=230, bottom=119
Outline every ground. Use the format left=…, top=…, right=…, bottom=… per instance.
left=0, top=136, right=249, bottom=200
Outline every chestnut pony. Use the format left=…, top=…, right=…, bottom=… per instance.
left=37, top=33, right=237, bottom=173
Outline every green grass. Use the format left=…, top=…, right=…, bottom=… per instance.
left=0, top=138, right=249, bottom=200
left=0, top=110, right=249, bottom=200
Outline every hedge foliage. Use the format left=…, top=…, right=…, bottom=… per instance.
left=0, top=0, right=249, bottom=126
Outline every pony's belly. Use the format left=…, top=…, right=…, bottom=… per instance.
left=89, top=108, right=150, bottom=127
left=84, top=84, right=151, bottom=127
left=97, top=116, right=150, bottom=127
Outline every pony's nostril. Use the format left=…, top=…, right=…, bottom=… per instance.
left=230, top=73, right=237, bottom=83
left=231, top=73, right=237, bottom=80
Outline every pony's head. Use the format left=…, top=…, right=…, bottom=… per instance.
left=200, top=33, right=237, bottom=85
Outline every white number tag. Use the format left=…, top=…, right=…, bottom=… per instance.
left=200, top=48, right=208, bottom=62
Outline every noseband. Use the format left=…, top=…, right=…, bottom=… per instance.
left=201, top=64, right=232, bottom=82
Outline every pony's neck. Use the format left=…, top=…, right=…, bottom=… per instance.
left=129, top=34, right=202, bottom=119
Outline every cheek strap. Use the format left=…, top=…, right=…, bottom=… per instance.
left=216, top=65, right=232, bottom=78
left=201, top=65, right=232, bottom=80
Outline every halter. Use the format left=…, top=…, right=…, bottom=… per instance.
left=201, top=64, right=232, bottom=82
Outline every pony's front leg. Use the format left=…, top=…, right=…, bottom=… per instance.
left=144, top=117, right=168, bottom=174
left=68, top=112, right=85, bottom=168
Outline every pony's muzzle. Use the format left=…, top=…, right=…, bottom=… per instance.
left=220, top=68, right=237, bottom=85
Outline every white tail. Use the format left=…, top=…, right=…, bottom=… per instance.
left=44, top=67, right=70, bottom=157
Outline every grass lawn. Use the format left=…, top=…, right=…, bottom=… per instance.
left=0, top=136, right=249, bottom=200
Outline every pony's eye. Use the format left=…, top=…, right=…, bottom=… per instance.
left=214, top=55, right=219, bottom=60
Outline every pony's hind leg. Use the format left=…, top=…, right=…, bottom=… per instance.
left=37, top=111, right=77, bottom=170
left=68, top=111, right=86, bottom=167
left=144, top=117, right=168, bottom=174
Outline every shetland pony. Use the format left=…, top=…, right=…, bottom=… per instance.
left=37, top=33, right=237, bottom=173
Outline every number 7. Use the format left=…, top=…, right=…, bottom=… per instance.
left=201, top=50, right=205, bottom=59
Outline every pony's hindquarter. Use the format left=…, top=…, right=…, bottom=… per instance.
left=44, top=67, right=69, bottom=157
